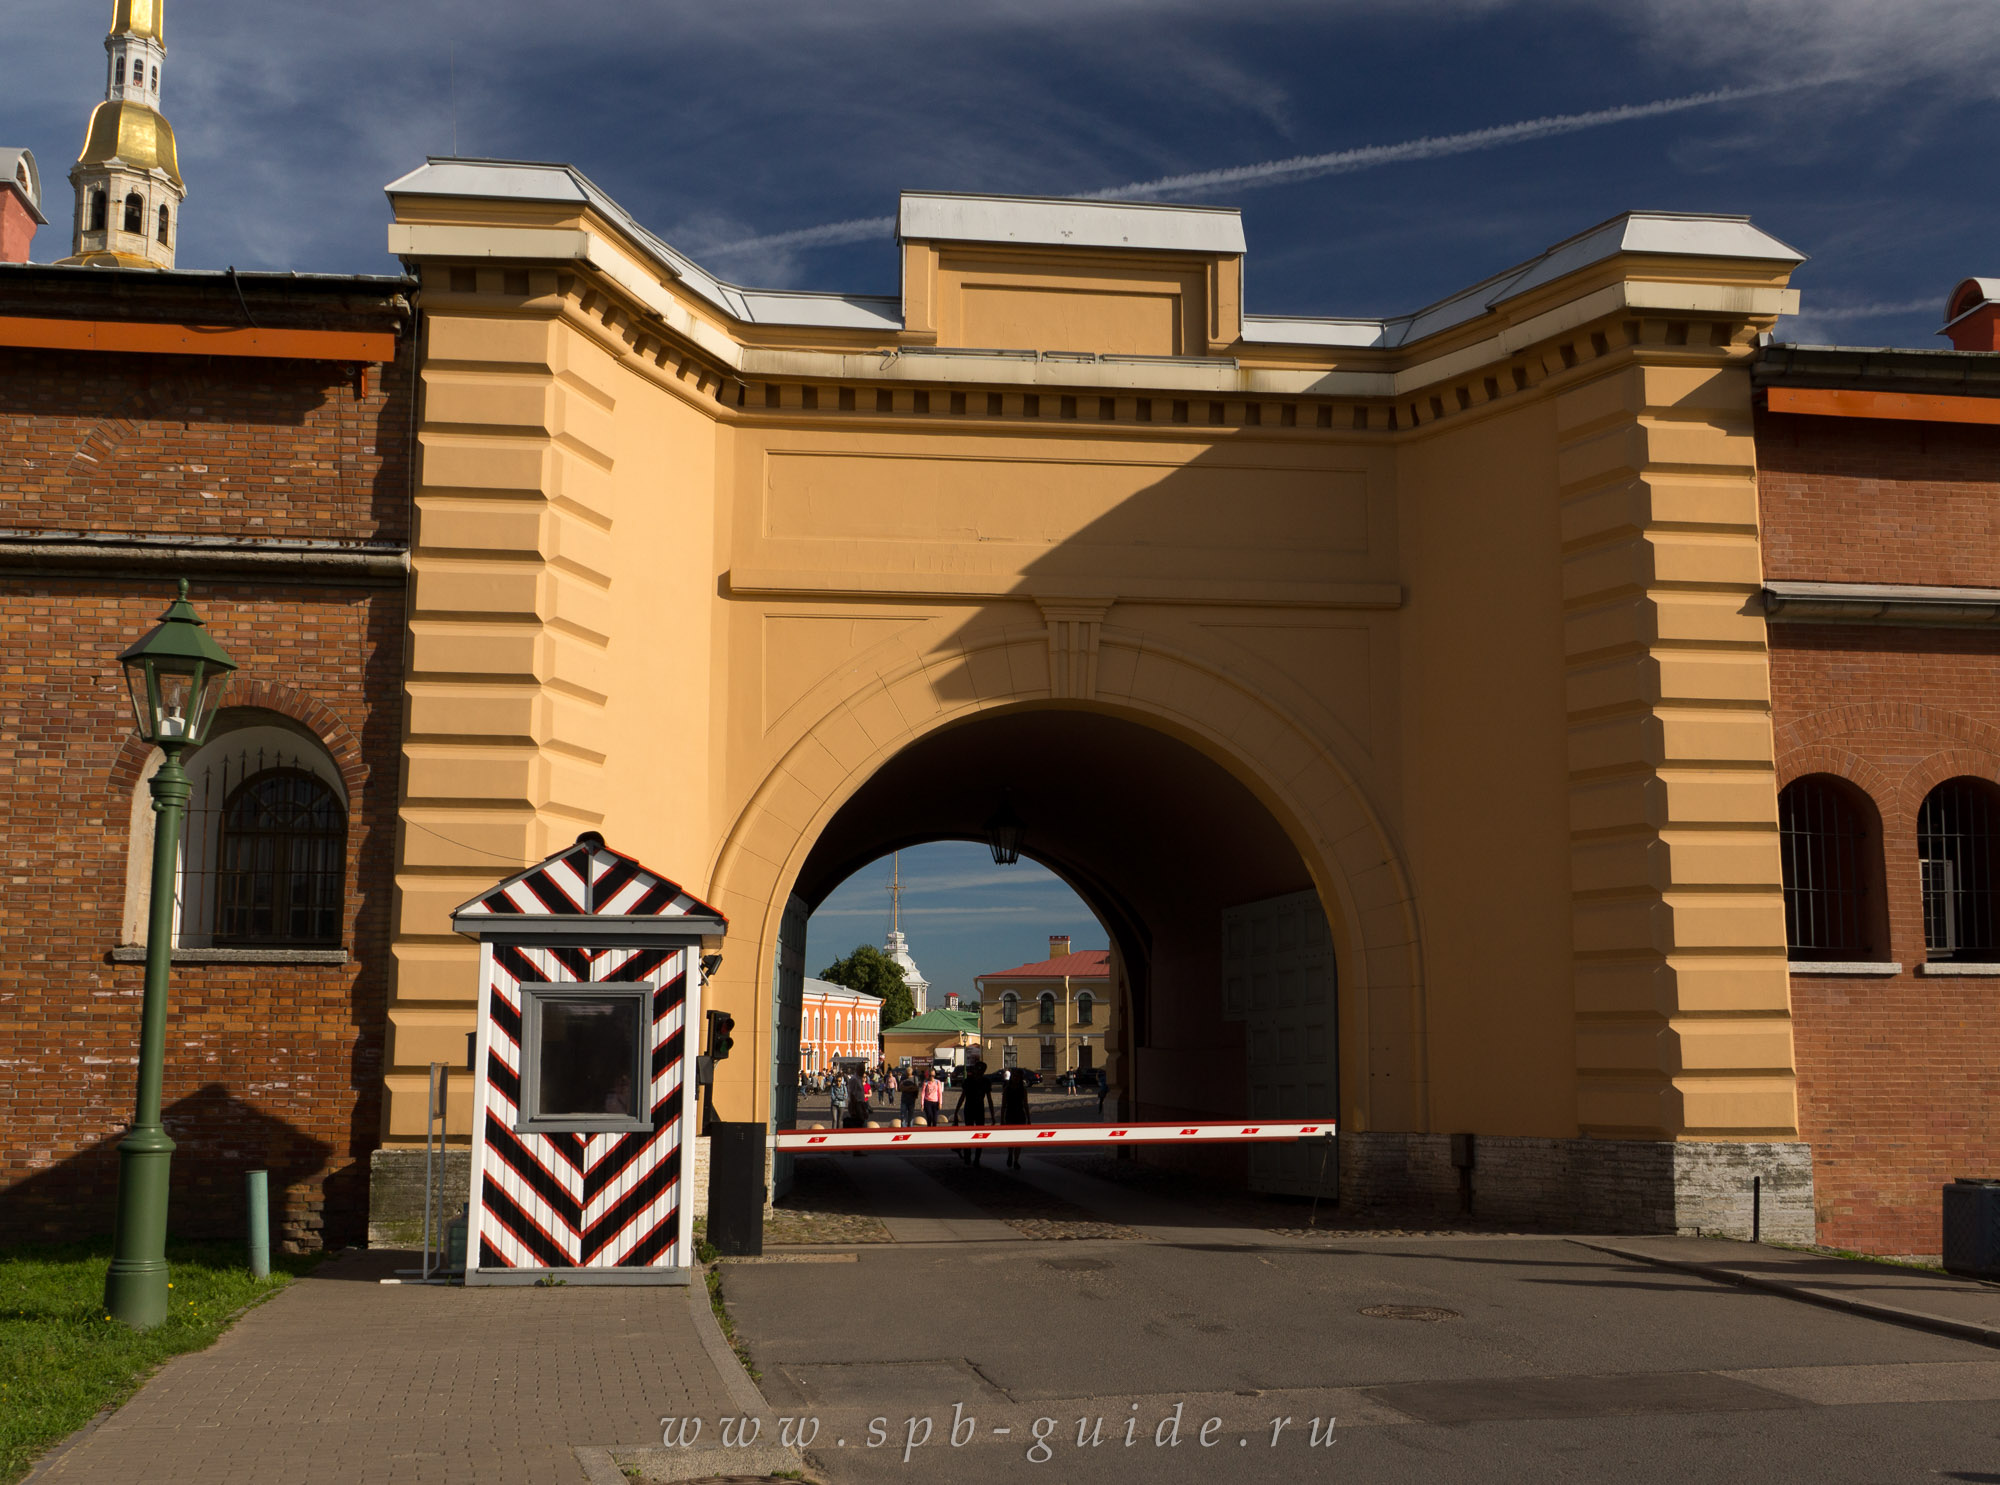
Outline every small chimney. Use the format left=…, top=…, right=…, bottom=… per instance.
left=1049, top=934, right=1071, bottom=959
left=1942, top=277, right=2000, bottom=352
left=0, top=149, right=46, bottom=264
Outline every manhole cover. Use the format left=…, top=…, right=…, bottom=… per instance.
left=1360, top=1304, right=1460, bottom=1322
left=1040, top=1256, right=1110, bottom=1272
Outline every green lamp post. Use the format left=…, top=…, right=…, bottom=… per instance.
left=106, top=579, right=236, bottom=1328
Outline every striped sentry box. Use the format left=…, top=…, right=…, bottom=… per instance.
left=454, top=834, right=726, bottom=1285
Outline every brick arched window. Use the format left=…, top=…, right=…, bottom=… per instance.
left=1778, top=775, right=1880, bottom=960
left=123, top=193, right=143, bottom=233
left=1038, top=992, right=1056, bottom=1025
left=1075, top=992, right=1094, bottom=1026
left=157, top=203, right=169, bottom=244
left=1000, top=992, right=1018, bottom=1025
left=1919, top=777, right=2000, bottom=962
left=215, top=769, right=346, bottom=945
left=88, top=189, right=106, bottom=232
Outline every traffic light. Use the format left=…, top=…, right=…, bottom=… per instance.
left=707, top=1009, right=736, bottom=1062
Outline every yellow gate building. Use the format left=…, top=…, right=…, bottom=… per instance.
left=378, top=158, right=1806, bottom=1235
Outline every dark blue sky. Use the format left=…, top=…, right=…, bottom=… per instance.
left=9, top=1, right=1999, bottom=344
left=9, top=2, right=1996, bottom=992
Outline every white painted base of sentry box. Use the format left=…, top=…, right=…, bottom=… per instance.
left=464, top=1267, right=693, bottom=1286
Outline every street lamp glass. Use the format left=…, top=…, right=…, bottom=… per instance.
left=117, top=580, right=238, bottom=747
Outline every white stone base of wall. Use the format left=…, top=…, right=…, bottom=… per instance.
left=367, top=1148, right=471, bottom=1249
left=1338, top=1132, right=1814, bottom=1242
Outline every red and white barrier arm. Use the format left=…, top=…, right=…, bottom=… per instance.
left=771, top=1120, right=1336, bottom=1153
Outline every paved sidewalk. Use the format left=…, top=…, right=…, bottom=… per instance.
left=33, top=1249, right=761, bottom=1485
left=1581, top=1236, right=2000, bottom=1346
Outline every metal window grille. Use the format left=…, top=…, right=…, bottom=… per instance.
left=1919, top=778, right=2000, bottom=960
left=1778, top=777, right=1870, bottom=958
left=176, top=749, right=345, bottom=947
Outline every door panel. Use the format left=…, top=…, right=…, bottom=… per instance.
left=1222, top=889, right=1338, bottom=1198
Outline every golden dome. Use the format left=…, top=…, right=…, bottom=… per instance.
left=112, top=0, right=164, bottom=43
left=76, top=101, right=181, bottom=188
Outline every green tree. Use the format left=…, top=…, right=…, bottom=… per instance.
left=819, top=943, right=916, bottom=1031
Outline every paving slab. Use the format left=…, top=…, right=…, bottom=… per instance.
left=1578, top=1235, right=2000, bottom=1347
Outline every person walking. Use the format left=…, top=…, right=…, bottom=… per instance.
left=997, top=1066, right=1031, bottom=1169
left=954, top=1059, right=995, bottom=1165
left=899, top=1067, right=920, bottom=1128
left=1095, top=1066, right=1109, bottom=1119
left=920, top=1066, right=944, bottom=1128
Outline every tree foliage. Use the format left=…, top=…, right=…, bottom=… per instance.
left=818, top=943, right=916, bottom=1030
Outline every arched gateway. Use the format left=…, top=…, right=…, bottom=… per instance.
left=378, top=163, right=1812, bottom=1237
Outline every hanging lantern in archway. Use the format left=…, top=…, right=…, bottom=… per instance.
left=985, top=798, right=1024, bottom=865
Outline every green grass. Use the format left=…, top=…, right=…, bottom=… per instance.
left=689, top=1219, right=759, bottom=1382
left=1767, top=1241, right=1946, bottom=1274
left=0, top=1239, right=317, bottom=1485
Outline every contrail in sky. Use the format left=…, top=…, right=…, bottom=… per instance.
left=696, top=79, right=1835, bottom=259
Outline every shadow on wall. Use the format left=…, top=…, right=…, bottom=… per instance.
left=0, top=1082, right=340, bottom=1254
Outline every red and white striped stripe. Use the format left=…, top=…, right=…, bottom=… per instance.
left=772, top=1120, right=1337, bottom=1152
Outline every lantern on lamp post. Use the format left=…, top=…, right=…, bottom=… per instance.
left=105, top=579, right=236, bottom=1328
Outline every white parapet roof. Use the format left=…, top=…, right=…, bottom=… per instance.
left=384, top=158, right=1804, bottom=350
left=898, top=191, right=1246, bottom=256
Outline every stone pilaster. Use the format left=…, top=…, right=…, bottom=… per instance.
left=385, top=277, right=618, bottom=1140
left=1556, top=351, right=1797, bottom=1140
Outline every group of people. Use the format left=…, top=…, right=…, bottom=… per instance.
left=948, top=1059, right=1033, bottom=1168
left=808, top=1060, right=1038, bottom=1169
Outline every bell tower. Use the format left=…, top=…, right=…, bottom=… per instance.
left=60, top=0, right=184, bottom=269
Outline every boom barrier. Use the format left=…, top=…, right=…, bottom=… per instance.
left=771, top=1120, right=1336, bottom=1153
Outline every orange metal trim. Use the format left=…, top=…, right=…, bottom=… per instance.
left=0, top=315, right=397, bottom=363
left=1764, top=384, right=2000, bottom=426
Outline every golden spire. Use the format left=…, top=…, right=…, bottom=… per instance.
left=112, top=0, right=165, bottom=43
left=60, top=0, right=183, bottom=267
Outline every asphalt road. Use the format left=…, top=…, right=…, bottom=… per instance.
left=720, top=1161, right=2000, bottom=1484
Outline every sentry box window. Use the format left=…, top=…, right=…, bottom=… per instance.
left=518, top=984, right=651, bottom=1133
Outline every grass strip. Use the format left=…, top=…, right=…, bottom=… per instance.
left=690, top=1219, right=760, bottom=1382
left=0, top=1238, right=317, bottom=1485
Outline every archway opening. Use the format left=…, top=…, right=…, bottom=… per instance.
left=769, top=706, right=1336, bottom=1201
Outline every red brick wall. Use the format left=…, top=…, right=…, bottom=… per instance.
left=1759, top=410, right=2000, bottom=586
left=0, top=346, right=409, bottom=540
left=0, top=342, right=409, bottom=1251
left=1762, top=407, right=2000, bottom=1253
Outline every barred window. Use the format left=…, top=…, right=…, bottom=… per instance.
left=1778, top=776, right=1876, bottom=959
left=1919, top=778, right=2000, bottom=961
left=215, top=769, right=345, bottom=945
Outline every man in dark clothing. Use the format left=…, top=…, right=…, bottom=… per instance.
left=954, top=1059, right=995, bottom=1165
left=997, top=1067, right=1031, bottom=1169
left=898, top=1070, right=920, bottom=1128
